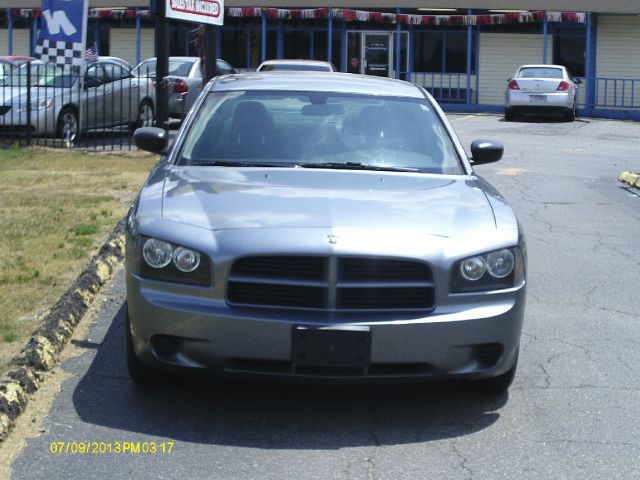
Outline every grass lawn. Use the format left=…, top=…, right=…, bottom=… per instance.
left=0, top=146, right=157, bottom=371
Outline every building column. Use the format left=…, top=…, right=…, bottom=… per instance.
left=327, top=9, right=333, bottom=63
left=466, top=9, right=473, bottom=106
left=408, top=24, right=414, bottom=81
left=7, top=9, right=13, bottom=55
left=261, top=11, right=267, bottom=62
left=277, top=21, right=283, bottom=59
left=31, top=14, right=38, bottom=56
left=585, top=13, right=597, bottom=113
left=135, top=13, right=141, bottom=64
left=395, top=8, right=401, bottom=79
left=340, top=23, right=347, bottom=72
left=542, top=13, right=548, bottom=64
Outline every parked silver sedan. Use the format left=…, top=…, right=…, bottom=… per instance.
left=505, top=64, right=579, bottom=121
left=132, top=57, right=235, bottom=119
left=0, top=57, right=155, bottom=141
left=127, top=72, right=527, bottom=393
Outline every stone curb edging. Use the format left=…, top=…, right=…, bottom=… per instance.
left=618, top=171, right=640, bottom=189
left=0, top=219, right=126, bottom=442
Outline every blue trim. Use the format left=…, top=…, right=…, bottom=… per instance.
left=465, top=9, right=472, bottom=106
left=543, top=14, right=548, bottom=63
left=395, top=8, right=401, bottom=79
left=442, top=31, right=447, bottom=73
left=7, top=9, right=13, bottom=55
left=246, top=29, right=251, bottom=68
left=135, top=13, right=141, bottom=64
left=261, top=12, right=267, bottom=62
left=327, top=10, right=333, bottom=62
left=440, top=104, right=503, bottom=113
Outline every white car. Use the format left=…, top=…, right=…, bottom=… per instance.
left=257, top=59, right=337, bottom=72
left=505, top=64, right=580, bottom=121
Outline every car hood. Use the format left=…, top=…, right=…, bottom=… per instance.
left=159, top=167, right=496, bottom=237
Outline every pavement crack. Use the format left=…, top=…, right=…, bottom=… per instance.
left=451, top=440, right=474, bottom=479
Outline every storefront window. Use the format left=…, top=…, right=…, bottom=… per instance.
left=412, top=31, right=473, bottom=74
left=284, top=31, right=311, bottom=59
left=553, top=29, right=585, bottom=77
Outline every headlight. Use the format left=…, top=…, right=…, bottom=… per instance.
left=137, top=236, right=210, bottom=286
left=452, top=247, right=524, bottom=292
left=142, top=238, right=173, bottom=268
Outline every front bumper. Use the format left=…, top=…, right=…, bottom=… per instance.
left=0, top=106, right=57, bottom=134
left=127, top=273, right=525, bottom=384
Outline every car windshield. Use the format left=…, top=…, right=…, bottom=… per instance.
left=132, top=59, right=195, bottom=77
left=178, top=90, right=463, bottom=174
left=517, top=67, right=563, bottom=79
left=260, top=64, right=332, bottom=72
left=1, top=63, right=76, bottom=87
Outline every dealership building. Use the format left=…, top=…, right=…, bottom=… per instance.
left=2, top=0, right=640, bottom=118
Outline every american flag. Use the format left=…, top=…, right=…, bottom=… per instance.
left=84, top=42, right=99, bottom=65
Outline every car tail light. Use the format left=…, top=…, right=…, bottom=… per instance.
left=557, top=81, right=570, bottom=91
left=508, top=79, right=520, bottom=90
left=174, top=78, right=189, bottom=94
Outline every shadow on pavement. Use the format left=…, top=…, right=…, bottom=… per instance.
left=72, top=304, right=507, bottom=448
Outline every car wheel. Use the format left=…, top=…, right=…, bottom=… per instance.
left=135, top=100, right=155, bottom=129
left=125, top=305, right=162, bottom=385
left=469, top=350, right=518, bottom=394
left=504, top=108, right=515, bottom=122
left=565, top=105, right=575, bottom=122
left=56, top=107, right=78, bottom=143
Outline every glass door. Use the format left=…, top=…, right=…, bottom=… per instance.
left=363, top=33, right=391, bottom=77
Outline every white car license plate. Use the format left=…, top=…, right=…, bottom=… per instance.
left=529, top=94, right=547, bottom=103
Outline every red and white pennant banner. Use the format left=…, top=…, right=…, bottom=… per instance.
left=9, top=7, right=586, bottom=24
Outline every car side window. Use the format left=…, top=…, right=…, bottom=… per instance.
left=103, top=63, right=129, bottom=83
left=217, top=60, right=234, bottom=75
left=84, top=64, right=105, bottom=88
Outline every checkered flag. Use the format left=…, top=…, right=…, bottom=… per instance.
left=35, top=39, right=84, bottom=68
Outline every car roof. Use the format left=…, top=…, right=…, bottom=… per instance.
left=211, top=72, right=425, bottom=98
left=260, top=59, right=332, bottom=66
left=518, top=64, right=565, bottom=69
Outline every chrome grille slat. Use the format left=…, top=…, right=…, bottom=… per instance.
left=227, top=256, right=436, bottom=311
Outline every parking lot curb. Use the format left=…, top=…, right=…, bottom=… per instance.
left=0, top=219, right=126, bottom=442
left=618, top=171, right=640, bottom=189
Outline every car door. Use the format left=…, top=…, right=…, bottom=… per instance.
left=83, top=63, right=107, bottom=129
left=103, top=61, right=132, bottom=126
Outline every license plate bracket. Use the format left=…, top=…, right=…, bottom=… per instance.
left=292, top=326, right=371, bottom=368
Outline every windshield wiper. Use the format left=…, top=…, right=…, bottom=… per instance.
left=299, top=162, right=419, bottom=172
left=189, top=160, right=288, bottom=167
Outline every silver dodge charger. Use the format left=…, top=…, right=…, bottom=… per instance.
left=127, top=72, right=527, bottom=393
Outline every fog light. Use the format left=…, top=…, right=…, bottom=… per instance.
left=173, top=247, right=201, bottom=272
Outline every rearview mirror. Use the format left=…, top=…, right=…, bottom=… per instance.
left=470, top=140, right=503, bottom=164
left=134, top=127, right=168, bottom=154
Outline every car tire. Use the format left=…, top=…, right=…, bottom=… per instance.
left=134, top=100, right=155, bottom=130
left=504, top=108, right=515, bottom=122
left=565, top=105, right=575, bottom=122
left=56, top=107, right=79, bottom=144
left=125, top=305, right=162, bottom=385
left=470, top=350, right=519, bottom=394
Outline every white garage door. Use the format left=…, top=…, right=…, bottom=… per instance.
left=478, top=33, right=552, bottom=106
left=110, top=28, right=155, bottom=66
left=0, top=29, right=31, bottom=56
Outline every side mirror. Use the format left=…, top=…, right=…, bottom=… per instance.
left=84, top=78, right=99, bottom=89
left=134, top=127, right=168, bottom=154
left=574, top=78, right=583, bottom=85
left=470, top=139, right=503, bottom=164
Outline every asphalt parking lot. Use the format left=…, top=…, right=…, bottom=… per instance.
left=4, top=113, right=640, bottom=479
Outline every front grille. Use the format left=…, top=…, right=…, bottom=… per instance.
left=227, top=256, right=435, bottom=311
